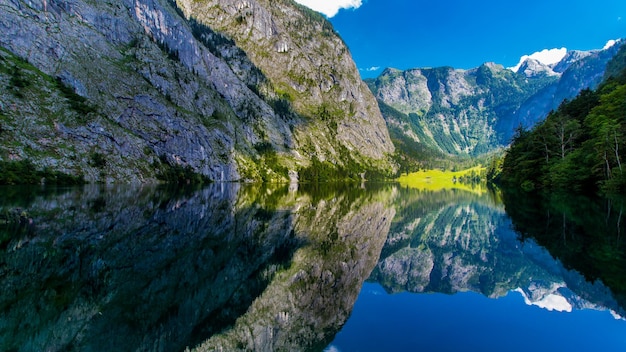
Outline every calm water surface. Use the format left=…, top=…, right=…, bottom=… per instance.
left=0, top=183, right=625, bottom=351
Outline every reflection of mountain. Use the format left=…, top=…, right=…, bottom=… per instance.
left=195, top=184, right=395, bottom=351
left=0, top=184, right=297, bottom=351
left=503, top=190, right=626, bottom=314
left=0, top=184, right=394, bottom=351
left=370, top=188, right=626, bottom=318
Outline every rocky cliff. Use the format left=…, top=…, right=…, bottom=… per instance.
left=368, top=41, right=624, bottom=157
left=0, top=0, right=393, bottom=183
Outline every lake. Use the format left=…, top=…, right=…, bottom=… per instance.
left=1, top=183, right=625, bottom=351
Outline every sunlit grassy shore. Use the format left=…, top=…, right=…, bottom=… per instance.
left=396, top=166, right=487, bottom=194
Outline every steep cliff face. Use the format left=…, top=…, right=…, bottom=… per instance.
left=173, top=0, right=393, bottom=161
left=370, top=63, right=552, bottom=155
left=0, top=0, right=392, bottom=183
left=368, top=41, right=624, bottom=157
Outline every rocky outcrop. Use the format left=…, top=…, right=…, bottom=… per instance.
left=0, top=0, right=393, bottom=183
left=172, top=0, right=394, bottom=165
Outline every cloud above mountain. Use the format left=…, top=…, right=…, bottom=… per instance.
left=604, top=39, right=618, bottom=50
left=509, top=47, right=568, bottom=72
left=294, top=0, right=362, bottom=17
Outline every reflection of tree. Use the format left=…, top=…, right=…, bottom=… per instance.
left=502, top=189, right=626, bottom=309
left=370, top=187, right=626, bottom=316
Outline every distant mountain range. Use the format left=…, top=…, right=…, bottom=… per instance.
left=367, top=41, right=625, bottom=157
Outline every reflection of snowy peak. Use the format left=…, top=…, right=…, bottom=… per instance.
left=515, top=283, right=625, bottom=319
left=371, top=189, right=626, bottom=319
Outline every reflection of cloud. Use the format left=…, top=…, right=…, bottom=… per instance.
left=515, top=288, right=572, bottom=312
left=610, top=310, right=625, bottom=320
left=294, top=0, right=362, bottom=17
left=619, top=16, right=622, bottom=21
left=324, top=345, right=341, bottom=352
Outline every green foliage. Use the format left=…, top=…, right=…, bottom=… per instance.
left=253, top=142, right=289, bottom=182
left=89, top=152, right=107, bottom=168
left=298, top=145, right=392, bottom=184
left=500, top=68, right=626, bottom=195
left=155, top=155, right=211, bottom=184
left=0, top=159, right=84, bottom=185
left=485, top=154, right=504, bottom=183
left=604, top=41, right=626, bottom=81
left=3, top=57, right=32, bottom=98
left=54, top=77, right=97, bottom=116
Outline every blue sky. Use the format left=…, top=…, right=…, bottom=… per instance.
left=295, top=0, right=626, bottom=78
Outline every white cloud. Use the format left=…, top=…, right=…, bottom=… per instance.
left=604, top=39, right=618, bottom=50
left=294, top=0, right=363, bottom=18
left=509, top=47, right=567, bottom=72
left=366, top=66, right=380, bottom=72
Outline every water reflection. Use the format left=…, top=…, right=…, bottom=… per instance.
left=503, top=190, right=626, bottom=312
left=0, top=183, right=394, bottom=351
left=330, top=186, right=626, bottom=351
left=1, top=184, right=625, bottom=351
left=370, top=186, right=625, bottom=317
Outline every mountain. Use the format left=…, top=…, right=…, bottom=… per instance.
left=367, top=41, right=624, bottom=158
left=498, top=47, right=626, bottom=193
left=0, top=0, right=393, bottom=183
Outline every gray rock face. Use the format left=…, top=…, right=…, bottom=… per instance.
left=369, top=41, right=624, bottom=156
left=171, top=0, right=394, bottom=161
left=517, top=58, right=560, bottom=78
left=0, top=0, right=393, bottom=182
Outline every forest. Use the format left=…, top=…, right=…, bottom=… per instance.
left=494, top=66, right=626, bottom=194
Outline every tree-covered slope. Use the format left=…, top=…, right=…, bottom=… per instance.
left=499, top=55, right=626, bottom=194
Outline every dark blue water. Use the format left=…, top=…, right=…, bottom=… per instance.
left=329, top=283, right=626, bottom=352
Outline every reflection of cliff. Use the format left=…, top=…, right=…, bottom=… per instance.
left=0, top=184, right=301, bottom=351
left=370, top=187, right=626, bottom=318
left=194, top=185, right=395, bottom=351
left=0, top=183, right=395, bottom=351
